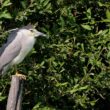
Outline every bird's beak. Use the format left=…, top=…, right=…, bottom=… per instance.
left=36, top=31, right=46, bottom=37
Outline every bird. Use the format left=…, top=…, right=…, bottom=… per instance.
left=0, top=24, right=46, bottom=77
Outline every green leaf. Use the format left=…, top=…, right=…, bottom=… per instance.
left=43, top=0, right=49, bottom=7
left=101, top=19, right=110, bottom=23
left=0, top=11, right=12, bottom=19
left=98, top=2, right=104, bottom=7
left=86, top=8, right=91, bottom=19
left=32, top=102, right=41, bottom=110
left=106, top=9, right=110, bottom=19
left=90, top=100, right=98, bottom=106
left=56, top=82, right=68, bottom=87
left=0, top=94, right=6, bottom=102
left=107, top=51, right=110, bottom=58
left=0, top=13, right=12, bottom=19
left=81, top=24, right=92, bottom=30
left=2, top=0, right=12, bottom=8
left=68, top=84, right=89, bottom=94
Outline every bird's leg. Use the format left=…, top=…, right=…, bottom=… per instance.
left=14, top=65, right=17, bottom=73
left=14, top=65, right=26, bottom=80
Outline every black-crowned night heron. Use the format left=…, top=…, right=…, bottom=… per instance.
left=0, top=24, right=46, bottom=77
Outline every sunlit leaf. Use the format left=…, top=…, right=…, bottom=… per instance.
left=81, top=24, right=92, bottom=30
left=0, top=12, right=12, bottom=19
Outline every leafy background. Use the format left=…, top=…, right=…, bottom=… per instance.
left=0, top=0, right=110, bottom=110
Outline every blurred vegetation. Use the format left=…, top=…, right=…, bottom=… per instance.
left=0, top=0, right=110, bottom=110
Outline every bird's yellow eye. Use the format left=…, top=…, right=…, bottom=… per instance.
left=30, top=29, right=34, bottom=33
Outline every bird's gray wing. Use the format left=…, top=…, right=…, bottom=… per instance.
left=0, top=30, right=22, bottom=71
left=0, top=29, right=19, bottom=56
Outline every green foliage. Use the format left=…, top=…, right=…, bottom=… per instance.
left=0, top=0, right=12, bottom=19
left=0, top=0, right=110, bottom=110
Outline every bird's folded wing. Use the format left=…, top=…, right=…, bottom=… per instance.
left=0, top=29, right=19, bottom=56
left=0, top=33, right=21, bottom=69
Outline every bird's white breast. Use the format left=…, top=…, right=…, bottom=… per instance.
left=11, top=36, right=36, bottom=65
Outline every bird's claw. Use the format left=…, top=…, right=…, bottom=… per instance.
left=16, top=71, right=26, bottom=80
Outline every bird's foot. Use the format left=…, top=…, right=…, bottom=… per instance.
left=15, top=71, right=26, bottom=80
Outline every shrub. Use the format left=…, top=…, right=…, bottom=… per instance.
left=0, top=0, right=110, bottom=109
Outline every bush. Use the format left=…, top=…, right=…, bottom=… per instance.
left=0, top=0, right=110, bottom=110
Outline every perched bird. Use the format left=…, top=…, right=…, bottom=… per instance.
left=0, top=24, right=46, bottom=76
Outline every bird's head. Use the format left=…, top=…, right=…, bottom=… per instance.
left=28, top=28, right=46, bottom=38
left=20, top=24, right=46, bottom=38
